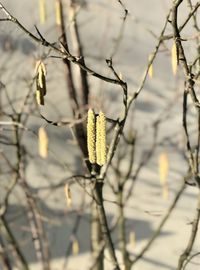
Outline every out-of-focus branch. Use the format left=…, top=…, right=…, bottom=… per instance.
left=131, top=181, right=185, bottom=267
left=177, top=190, right=200, bottom=269
left=0, top=2, right=125, bottom=87
left=69, top=0, right=89, bottom=107
left=0, top=216, right=29, bottom=270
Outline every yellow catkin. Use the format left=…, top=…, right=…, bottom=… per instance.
left=96, top=111, right=106, bottom=166
left=35, top=61, right=46, bottom=105
left=38, top=127, right=48, bottom=158
left=35, top=90, right=44, bottom=106
left=87, top=109, right=96, bottom=164
left=38, top=64, right=44, bottom=88
left=159, top=152, right=169, bottom=200
left=55, top=0, right=62, bottom=26
left=64, top=184, right=72, bottom=207
left=148, top=55, right=154, bottom=78
left=148, top=64, right=153, bottom=78
left=99, top=111, right=106, bottom=165
left=72, top=238, right=79, bottom=255
left=158, top=152, right=169, bottom=184
left=96, top=115, right=101, bottom=165
left=39, top=0, right=46, bottom=24
left=37, top=62, right=46, bottom=89
left=129, top=231, right=136, bottom=249
left=162, top=184, right=169, bottom=200
left=171, top=41, right=178, bottom=75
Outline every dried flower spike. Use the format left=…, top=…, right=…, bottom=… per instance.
left=96, top=111, right=106, bottom=166
left=87, top=109, right=96, bottom=164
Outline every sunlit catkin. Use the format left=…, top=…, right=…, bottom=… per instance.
left=64, top=184, right=72, bottom=207
left=129, top=231, right=136, bottom=249
left=148, top=55, right=154, bottom=78
left=55, top=0, right=62, bottom=26
left=72, top=238, right=79, bottom=255
left=171, top=41, right=178, bottom=75
left=87, top=109, right=96, bottom=164
left=158, top=152, right=169, bottom=184
left=96, top=115, right=101, bottom=165
left=38, top=127, right=48, bottom=158
left=35, top=61, right=47, bottom=105
left=96, top=111, right=106, bottom=166
left=39, top=0, right=46, bottom=24
left=159, top=152, right=169, bottom=200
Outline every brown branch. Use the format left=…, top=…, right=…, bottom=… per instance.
left=177, top=190, right=200, bottom=269
left=0, top=216, right=29, bottom=270
left=69, top=0, right=89, bottom=107
left=93, top=180, right=120, bottom=270
left=0, top=2, right=124, bottom=87
left=57, top=0, right=79, bottom=114
left=131, top=180, right=186, bottom=267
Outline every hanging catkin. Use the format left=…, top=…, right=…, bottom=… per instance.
left=148, top=55, right=154, bottom=78
left=171, top=41, right=178, bottom=75
left=96, top=111, right=106, bottom=166
left=38, top=127, right=48, bottom=158
left=55, top=0, right=62, bottom=26
left=39, top=0, right=46, bottom=24
left=35, top=61, right=47, bottom=106
left=87, top=109, right=96, bottom=164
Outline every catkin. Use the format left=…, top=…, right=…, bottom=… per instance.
left=148, top=55, right=154, bottom=78
left=171, top=41, right=178, bottom=75
left=96, top=111, right=106, bottom=166
left=87, top=109, right=96, bottom=163
left=35, top=61, right=47, bottom=105
left=72, top=238, right=79, bottom=255
left=55, top=0, right=62, bottom=26
left=96, top=115, right=101, bottom=165
left=39, top=0, right=46, bottom=24
left=38, top=127, right=48, bottom=158
left=64, top=184, right=72, bottom=207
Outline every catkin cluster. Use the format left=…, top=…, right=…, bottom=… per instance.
left=35, top=61, right=47, bottom=106
left=87, top=109, right=107, bottom=166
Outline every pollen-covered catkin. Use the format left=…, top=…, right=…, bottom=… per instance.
left=55, top=0, right=62, bottom=25
left=38, top=127, right=48, bottom=158
left=171, top=41, right=178, bottom=75
left=35, top=61, right=47, bottom=105
left=87, top=109, right=96, bottom=163
left=96, top=111, right=106, bottom=166
left=96, top=115, right=101, bottom=165
left=39, top=0, right=46, bottom=24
